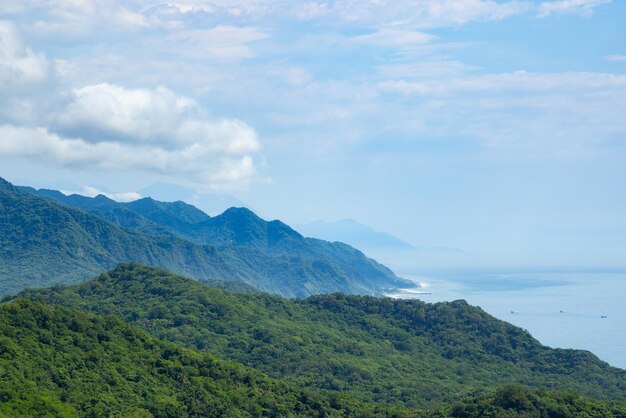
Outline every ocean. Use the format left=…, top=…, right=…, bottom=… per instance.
left=387, top=271, right=626, bottom=369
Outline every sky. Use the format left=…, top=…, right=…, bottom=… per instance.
left=1, top=0, right=625, bottom=270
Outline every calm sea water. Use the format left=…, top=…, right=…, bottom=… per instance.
left=387, top=271, right=626, bottom=369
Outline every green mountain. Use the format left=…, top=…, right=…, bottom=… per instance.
left=16, top=264, right=626, bottom=409
left=22, top=185, right=408, bottom=296
left=4, top=297, right=623, bottom=417
left=0, top=298, right=393, bottom=417
left=0, top=178, right=242, bottom=296
left=1, top=177, right=411, bottom=297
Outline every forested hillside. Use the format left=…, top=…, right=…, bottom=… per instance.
left=0, top=299, right=397, bottom=417
left=16, top=263, right=626, bottom=409
left=23, top=185, right=409, bottom=295
left=435, top=386, right=626, bottom=417
left=3, top=296, right=624, bottom=417
left=1, top=177, right=411, bottom=297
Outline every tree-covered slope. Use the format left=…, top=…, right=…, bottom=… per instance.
left=0, top=178, right=251, bottom=296
left=181, top=207, right=408, bottom=295
left=0, top=299, right=391, bottom=417
left=434, top=385, right=626, bottom=418
left=23, top=186, right=410, bottom=295
left=2, top=177, right=411, bottom=297
left=4, top=297, right=623, bottom=417
left=17, top=264, right=626, bottom=409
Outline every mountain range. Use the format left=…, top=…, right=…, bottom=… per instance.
left=295, top=219, right=472, bottom=274
left=138, top=181, right=247, bottom=216
left=2, top=174, right=626, bottom=416
left=0, top=177, right=412, bottom=297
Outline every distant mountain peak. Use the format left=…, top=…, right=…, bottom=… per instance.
left=138, top=181, right=247, bottom=215
left=132, top=196, right=156, bottom=204
left=296, top=218, right=413, bottom=250
left=221, top=206, right=261, bottom=219
left=93, top=194, right=113, bottom=201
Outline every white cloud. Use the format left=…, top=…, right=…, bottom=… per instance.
left=0, top=24, right=263, bottom=189
left=0, top=21, right=56, bottom=128
left=2, top=0, right=534, bottom=37
left=293, top=2, right=331, bottom=19
left=377, top=70, right=626, bottom=157
left=153, top=0, right=533, bottom=29
left=2, top=0, right=613, bottom=43
left=57, top=84, right=260, bottom=155
left=0, top=21, right=49, bottom=89
left=379, top=71, right=626, bottom=96
left=352, top=29, right=436, bottom=46
left=327, top=0, right=531, bottom=27
left=537, top=0, right=611, bottom=17
left=115, top=8, right=150, bottom=29
left=2, top=0, right=623, bottom=180
left=0, top=124, right=259, bottom=187
left=61, top=185, right=142, bottom=202
left=4, top=0, right=175, bottom=36
left=162, top=26, right=270, bottom=61
left=165, top=0, right=330, bottom=19
left=605, top=54, right=626, bottom=62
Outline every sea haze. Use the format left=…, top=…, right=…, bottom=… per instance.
left=388, top=270, right=626, bottom=369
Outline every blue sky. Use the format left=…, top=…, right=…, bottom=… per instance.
left=1, top=0, right=625, bottom=269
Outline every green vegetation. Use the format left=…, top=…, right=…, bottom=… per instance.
left=16, top=264, right=626, bottom=410
left=0, top=299, right=402, bottom=417
left=0, top=178, right=243, bottom=296
left=24, top=184, right=412, bottom=295
left=5, top=295, right=623, bottom=417
left=436, top=385, right=626, bottom=417
left=2, top=177, right=411, bottom=297
left=5, top=180, right=626, bottom=416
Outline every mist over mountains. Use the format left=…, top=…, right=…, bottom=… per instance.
left=296, top=219, right=414, bottom=251
left=296, top=218, right=471, bottom=274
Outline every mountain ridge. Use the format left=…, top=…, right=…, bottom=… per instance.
left=15, top=263, right=626, bottom=409
left=4, top=287, right=623, bottom=416
left=2, top=177, right=413, bottom=297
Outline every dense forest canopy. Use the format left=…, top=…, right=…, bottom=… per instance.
left=14, top=263, right=626, bottom=410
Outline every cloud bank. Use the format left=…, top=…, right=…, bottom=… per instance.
left=0, top=23, right=262, bottom=189
left=0, top=21, right=48, bottom=89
